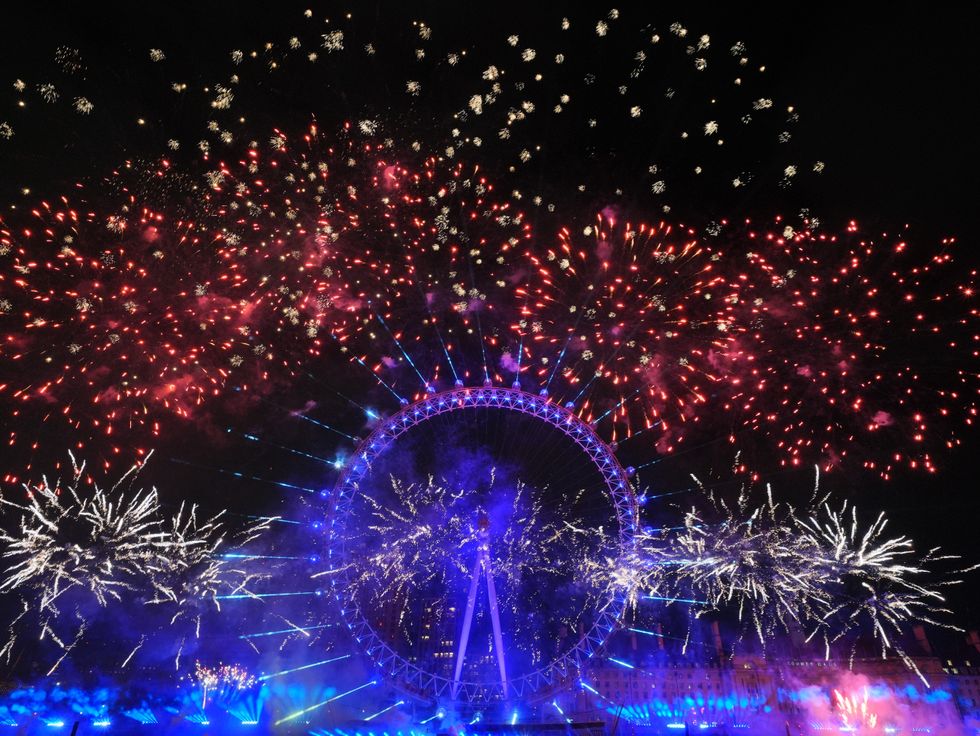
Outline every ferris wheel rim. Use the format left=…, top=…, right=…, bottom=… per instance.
left=325, top=385, right=639, bottom=705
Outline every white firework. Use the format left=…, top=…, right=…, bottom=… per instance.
left=635, top=470, right=972, bottom=681
left=644, top=477, right=827, bottom=646
left=145, top=504, right=272, bottom=637
left=796, top=501, right=971, bottom=683
left=335, top=469, right=619, bottom=670
left=0, top=452, right=272, bottom=669
left=0, top=452, right=160, bottom=667
left=0, top=452, right=160, bottom=613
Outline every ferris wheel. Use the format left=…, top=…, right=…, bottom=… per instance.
left=325, top=387, right=639, bottom=707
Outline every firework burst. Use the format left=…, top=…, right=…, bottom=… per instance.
left=0, top=452, right=160, bottom=664
left=0, top=452, right=271, bottom=670
left=647, top=479, right=827, bottom=646
left=797, top=501, right=972, bottom=682
left=630, top=469, right=975, bottom=679
left=145, top=504, right=272, bottom=637
left=189, top=661, right=257, bottom=709
left=338, top=465, right=619, bottom=681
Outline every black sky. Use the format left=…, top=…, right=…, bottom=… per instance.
left=2, top=1, right=979, bottom=643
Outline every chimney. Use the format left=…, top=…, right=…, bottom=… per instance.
left=967, top=630, right=980, bottom=655
left=711, top=620, right=724, bottom=659
left=913, top=625, right=932, bottom=655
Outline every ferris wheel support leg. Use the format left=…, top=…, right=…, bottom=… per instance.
left=452, top=553, right=483, bottom=699
left=482, top=550, right=509, bottom=699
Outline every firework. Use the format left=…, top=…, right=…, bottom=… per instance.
left=644, top=479, right=827, bottom=646
left=336, top=465, right=619, bottom=686
left=190, top=661, right=257, bottom=708
left=0, top=452, right=160, bottom=664
left=0, top=452, right=271, bottom=670
left=631, top=470, right=974, bottom=680
left=521, top=214, right=732, bottom=450
left=834, top=687, right=879, bottom=730
left=144, top=503, right=273, bottom=638
left=519, top=215, right=978, bottom=477
left=797, top=501, right=970, bottom=683
left=0, top=452, right=158, bottom=609
left=0, top=6, right=975, bottom=720
left=1, top=135, right=975, bottom=484
left=1, top=7, right=972, bottom=484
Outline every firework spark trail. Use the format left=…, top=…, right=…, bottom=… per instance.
left=120, top=634, right=146, bottom=669
left=796, top=501, right=970, bottom=684
left=1, top=136, right=976, bottom=482
left=0, top=453, right=271, bottom=668
left=633, top=470, right=974, bottom=679
left=0, top=452, right=160, bottom=636
left=343, top=469, right=617, bottom=674
left=638, top=473, right=829, bottom=648
left=45, top=621, right=85, bottom=676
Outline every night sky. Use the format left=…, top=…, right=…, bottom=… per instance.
left=1, top=1, right=979, bottom=664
